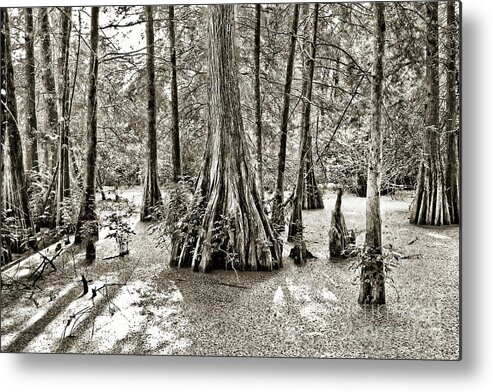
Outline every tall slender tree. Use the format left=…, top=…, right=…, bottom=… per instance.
left=287, top=3, right=319, bottom=251
left=39, top=7, right=59, bottom=173
left=272, top=4, right=299, bottom=230
left=24, top=7, right=39, bottom=175
left=300, top=5, right=324, bottom=211
left=55, top=7, right=72, bottom=227
left=74, top=7, right=99, bottom=262
left=410, top=2, right=451, bottom=226
left=444, top=0, right=459, bottom=224
left=254, top=4, right=264, bottom=201
left=68, top=8, right=83, bottom=189
left=303, top=130, right=324, bottom=210
left=358, top=2, right=385, bottom=305
left=141, top=5, right=161, bottom=220
left=1, top=8, right=35, bottom=250
left=170, top=4, right=281, bottom=272
left=169, top=5, right=181, bottom=183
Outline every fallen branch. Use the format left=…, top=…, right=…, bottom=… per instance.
left=93, top=282, right=126, bottom=295
left=61, top=305, right=92, bottom=340
left=400, top=254, right=422, bottom=260
left=102, top=251, right=129, bottom=261
left=2, top=275, right=39, bottom=292
left=31, top=247, right=64, bottom=286
left=208, top=280, right=249, bottom=290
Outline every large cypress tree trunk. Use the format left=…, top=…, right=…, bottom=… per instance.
left=1, top=9, right=35, bottom=249
left=169, top=5, right=181, bottom=183
left=55, top=7, right=72, bottom=227
left=169, top=5, right=281, bottom=273
left=358, top=3, right=385, bottom=306
left=39, top=7, right=59, bottom=174
left=254, top=4, right=264, bottom=201
left=272, top=4, right=299, bottom=231
left=74, top=7, right=99, bottom=262
left=287, top=3, right=319, bottom=245
left=24, top=8, right=39, bottom=175
left=141, top=5, right=161, bottom=221
left=444, top=0, right=459, bottom=224
left=410, top=2, right=451, bottom=226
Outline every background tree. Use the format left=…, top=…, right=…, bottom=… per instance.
left=300, top=5, right=324, bottom=211
left=254, top=4, right=264, bottom=201
left=55, top=7, right=72, bottom=227
left=358, top=2, right=386, bottom=306
left=444, top=0, right=459, bottom=224
left=169, top=5, right=181, bottom=183
left=410, top=2, right=450, bottom=226
left=287, top=3, right=319, bottom=251
left=169, top=4, right=281, bottom=273
left=23, top=7, right=39, bottom=175
left=303, top=126, right=324, bottom=209
left=141, top=5, right=161, bottom=220
left=1, top=8, right=35, bottom=253
left=272, top=4, right=299, bottom=230
left=39, top=7, right=59, bottom=174
left=74, top=7, right=100, bottom=262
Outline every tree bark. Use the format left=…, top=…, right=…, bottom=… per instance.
left=74, top=7, right=99, bottom=260
left=303, top=130, right=324, bottom=210
left=409, top=2, right=451, bottom=226
left=1, top=8, right=35, bottom=248
left=39, top=7, right=59, bottom=174
left=358, top=3, right=386, bottom=306
left=329, top=188, right=354, bottom=257
left=24, top=8, right=39, bottom=174
left=169, top=5, right=181, bottom=183
left=300, top=5, right=324, bottom=211
left=0, top=11, right=3, bottom=263
left=140, top=5, right=162, bottom=221
left=56, top=7, right=72, bottom=227
left=271, top=4, right=299, bottom=231
left=287, top=3, right=319, bottom=246
left=169, top=5, right=281, bottom=273
left=444, top=0, right=459, bottom=224
left=254, top=4, right=264, bottom=201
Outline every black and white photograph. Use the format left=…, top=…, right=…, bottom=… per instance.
left=1, top=0, right=461, bottom=361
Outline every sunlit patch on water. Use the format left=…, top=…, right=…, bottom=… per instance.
left=169, top=286, right=183, bottom=302
left=427, top=233, right=450, bottom=240
left=320, top=288, right=337, bottom=302
left=89, top=280, right=190, bottom=354
left=285, top=278, right=311, bottom=302
left=300, top=303, right=325, bottom=323
left=273, top=286, right=284, bottom=305
left=90, top=285, right=147, bottom=353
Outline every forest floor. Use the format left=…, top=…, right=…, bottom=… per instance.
left=0, top=188, right=460, bottom=359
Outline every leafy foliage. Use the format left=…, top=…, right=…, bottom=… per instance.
left=105, top=213, right=135, bottom=256
left=348, top=243, right=402, bottom=301
left=148, top=175, right=196, bottom=249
